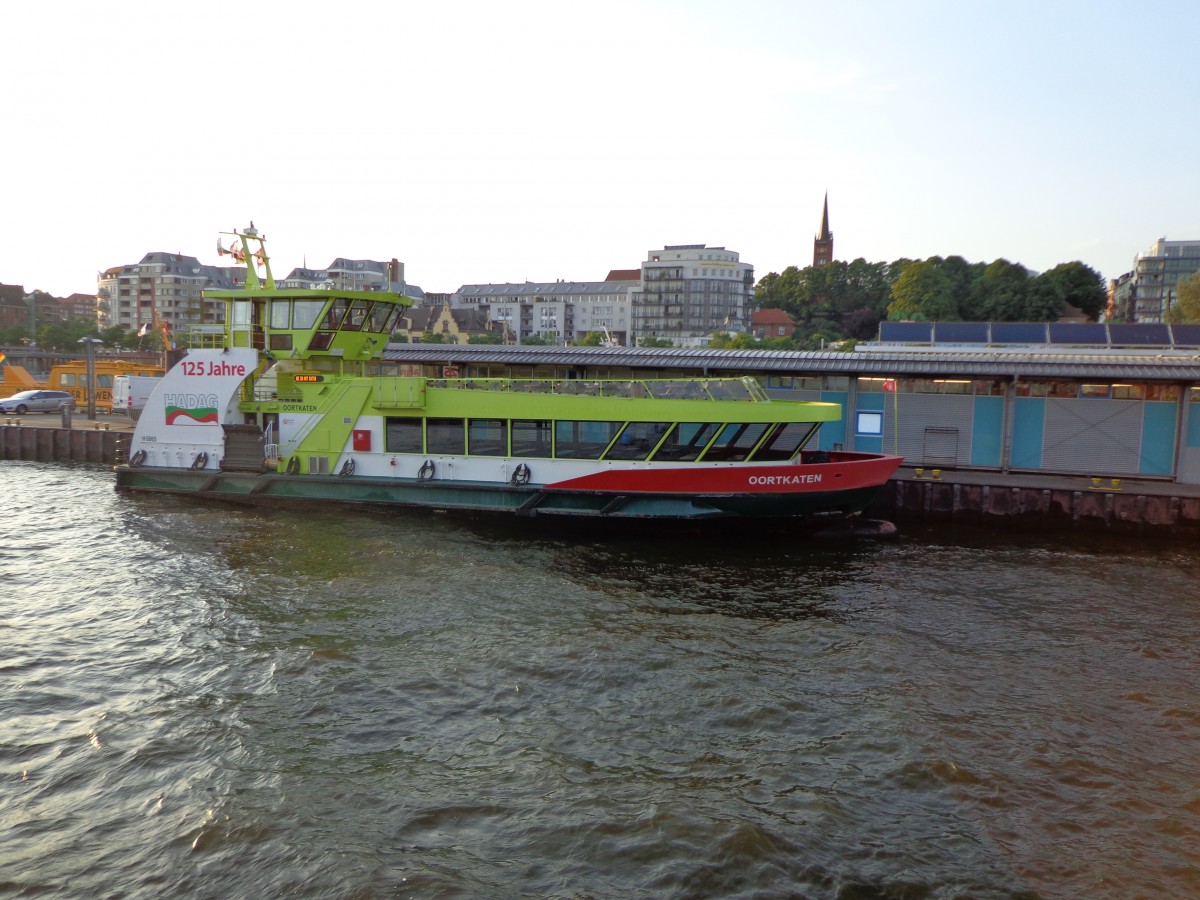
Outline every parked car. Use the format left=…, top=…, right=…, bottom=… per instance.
left=0, top=390, right=76, bottom=414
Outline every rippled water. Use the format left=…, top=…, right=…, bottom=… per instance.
left=3, top=461, right=1199, bottom=898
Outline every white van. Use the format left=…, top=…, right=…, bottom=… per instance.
left=111, top=374, right=163, bottom=421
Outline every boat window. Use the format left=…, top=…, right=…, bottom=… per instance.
left=270, top=333, right=293, bottom=351
left=293, top=300, right=325, bottom=330
left=269, top=300, right=291, bottom=329
left=699, top=423, right=770, bottom=462
left=364, top=302, right=391, bottom=332
left=320, top=299, right=351, bottom=330
left=385, top=418, right=423, bottom=454
left=59, top=372, right=78, bottom=387
left=651, top=422, right=720, bottom=461
left=342, top=300, right=373, bottom=332
left=511, top=420, right=552, bottom=457
left=747, top=422, right=818, bottom=462
left=706, top=381, right=754, bottom=401
left=468, top=419, right=507, bottom=456
left=646, top=381, right=706, bottom=400
left=427, top=417, right=465, bottom=455
left=380, top=306, right=404, bottom=335
left=605, top=422, right=671, bottom=461
left=308, top=332, right=334, bottom=351
left=98, top=375, right=114, bottom=388
left=230, top=300, right=252, bottom=326
left=555, top=420, right=622, bottom=459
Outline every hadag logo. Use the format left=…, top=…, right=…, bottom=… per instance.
left=165, top=392, right=219, bottom=425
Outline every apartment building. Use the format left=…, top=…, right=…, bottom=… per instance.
left=1110, top=238, right=1200, bottom=322
left=452, top=279, right=636, bottom=345
left=632, top=244, right=753, bottom=346
left=97, top=253, right=243, bottom=333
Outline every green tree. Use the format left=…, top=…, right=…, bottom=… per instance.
left=577, top=331, right=606, bottom=346
left=1166, top=271, right=1200, bottom=323
left=965, top=259, right=1032, bottom=321
left=638, top=336, right=674, bottom=348
left=467, top=332, right=503, bottom=344
left=520, top=334, right=552, bottom=345
left=887, top=259, right=957, bottom=321
left=1041, top=261, right=1107, bottom=319
left=421, top=331, right=447, bottom=344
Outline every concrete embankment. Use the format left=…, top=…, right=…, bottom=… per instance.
left=5, top=418, right=1200, bottom=532
left=870, top=468, right=1200, bottom=534
left=1, top=417, right=129, bottom=466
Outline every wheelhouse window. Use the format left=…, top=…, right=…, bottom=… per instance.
left=293, top=300, right=325, bottom=329
left=385, top=419, right=422, bottom=453
left=468, top=419, right=506, bottom=456
left=555, top=420, right=622, bottom=459
left=343, top=300, right=373, bottom=331
left=269, top=300, right=291, bottom=329
left=511, top=420, right=551, bottom=457
left=320, top=299, right=351, bottom=330
left=426, top=418, right=465, bottom=455
left=699, top=423, right=770, bottom=461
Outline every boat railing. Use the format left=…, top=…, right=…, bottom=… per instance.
left=423, top=376, right=767, bottom=402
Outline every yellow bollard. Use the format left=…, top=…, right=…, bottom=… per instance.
left=931, top=469, right=942, bottom=479
left=1111, top=478, right=1121, bottom=490
left=914, top=467, right=924, bottom=479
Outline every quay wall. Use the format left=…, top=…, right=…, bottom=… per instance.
left=1, top=424, right=127, bottom=466
left=870, top=476, right=1200, bottom=534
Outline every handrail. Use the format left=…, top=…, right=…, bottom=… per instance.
left=422, top=376, right=769, bottom=402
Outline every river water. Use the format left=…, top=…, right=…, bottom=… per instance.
left=3, top=461, right=1198, bottom=899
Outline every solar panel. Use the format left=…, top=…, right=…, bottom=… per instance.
left=933, top=322, right=990, bottom=343
left=878, top=321, right=933, bottom=342
left=990, top=322, right=1048, bottom=344
left=1108, top=323, right=1171, bottom=346
left=1170, top=324, right=1200, bottom=347
left=1049, top=323, right=1108, bottom=345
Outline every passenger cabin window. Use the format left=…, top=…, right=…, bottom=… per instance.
left=555, top=420, right=622, bottom=459
left=652, top=422, right=719, bottom=461
left=605, top=422, right=670, bottom=461
left=700, top=423, right=769, bottom=461
left=468, top=419, right=507, bottom=456
left=511, top=420, right=551, bottom=457
left=426, top=418, right=465, bottom=455
left=385, top=419, right=422, bottom=454
left=747, top=422, right=817, bottom=462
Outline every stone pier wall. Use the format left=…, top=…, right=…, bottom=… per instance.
left=0, top=425, right=127, bottom=466
left=871, top=479, right=1200, bottom=533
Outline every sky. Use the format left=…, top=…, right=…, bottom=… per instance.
left=3, top=0, right=1198, bottom=299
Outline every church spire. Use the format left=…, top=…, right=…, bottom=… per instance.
left=813, top=192, right=834, bottom=267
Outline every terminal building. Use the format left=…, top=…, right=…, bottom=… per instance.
left=380, top=321, right=1200, bottom=486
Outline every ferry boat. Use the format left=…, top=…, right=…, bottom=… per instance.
left=115, top=226, right=902, bottom=522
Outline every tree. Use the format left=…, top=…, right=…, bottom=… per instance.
left=638, top=336, right=674, bottom=348
left=887, top=259, right=957, bottom=321
left=520, top=334, right=552, bottom=345
left=964, top=259, right=1032, bottom=321
left=1041, top=261, right=1107, bottom=320
left=1166, top=271, right=1200, bottom=323
left=577, top=331, right=606, bottom=346
left=467, top=332, right=503, bottom=344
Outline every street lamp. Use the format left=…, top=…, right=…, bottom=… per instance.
left=77, top=336, right=103, bottom=420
